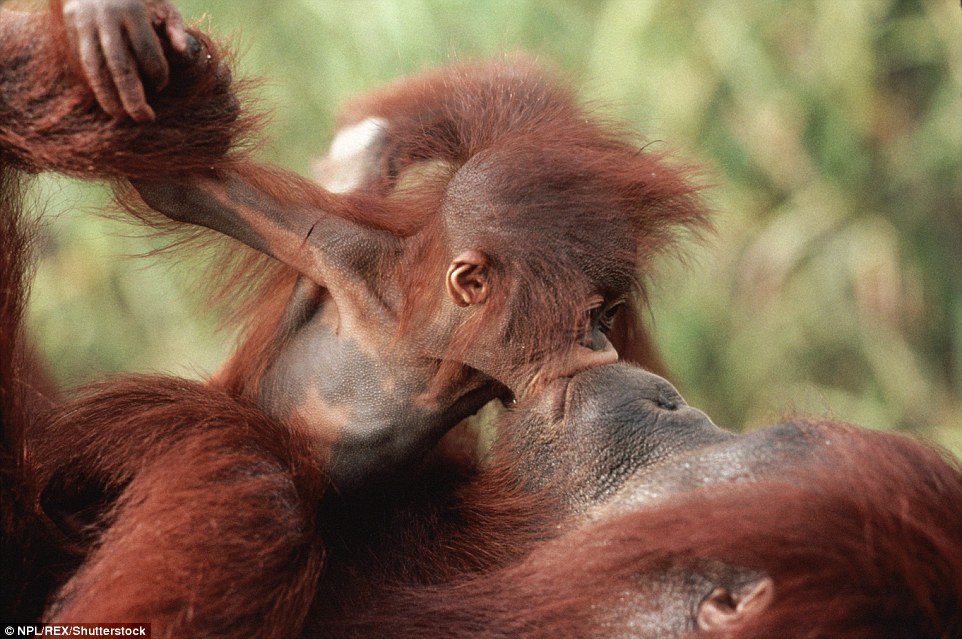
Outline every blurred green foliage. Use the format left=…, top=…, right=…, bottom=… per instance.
left=26, top=0, right=961, bottom=455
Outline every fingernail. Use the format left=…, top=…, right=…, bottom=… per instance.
left=133, top=106, right=157, bottom=123
left=173, top=29, right=191, bottom=53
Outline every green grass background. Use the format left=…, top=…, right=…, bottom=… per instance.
left=25, top=0, right=962, bottom=455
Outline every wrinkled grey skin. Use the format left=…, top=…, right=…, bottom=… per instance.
left=498, top=364, right=812, bottom=516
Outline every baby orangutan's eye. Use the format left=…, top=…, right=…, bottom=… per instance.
left=580, top=299, right=625, bottom=352
left=594, top=299, right=626, bottom=334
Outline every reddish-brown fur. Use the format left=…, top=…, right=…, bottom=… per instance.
left=3, top=4, right=961, bottom=638
left=31, top=378, right=325, bottom=636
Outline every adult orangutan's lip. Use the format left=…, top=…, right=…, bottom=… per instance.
left=531, top=375, right=572, bottom=422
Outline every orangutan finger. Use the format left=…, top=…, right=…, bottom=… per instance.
left=99, top=26, right=155, bottom=122
left=123, top=9, right=169, bottom=91
left=77, top=24, right=126, bottom=119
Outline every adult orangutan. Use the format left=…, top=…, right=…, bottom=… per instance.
left=307, top=364, right=962, bottom=638
left=2, top=2, right=960, bottom=638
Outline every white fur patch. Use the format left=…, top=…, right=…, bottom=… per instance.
left=314, top=117, right=388, bottom=193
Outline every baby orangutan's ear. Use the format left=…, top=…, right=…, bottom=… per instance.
left=446, top=250, right=490, bottom=307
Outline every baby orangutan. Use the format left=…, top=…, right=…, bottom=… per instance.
left=132, top=59, right=709, bottom=492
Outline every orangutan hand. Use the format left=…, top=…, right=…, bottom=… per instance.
left=61, top=0, right=189, bottom=122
